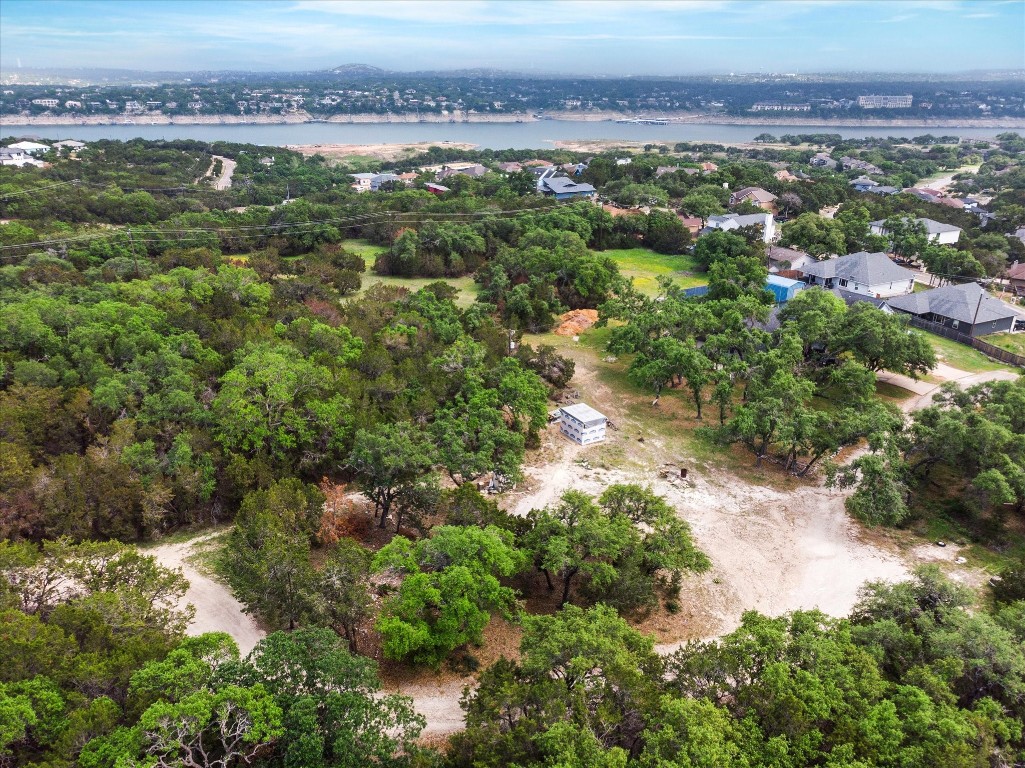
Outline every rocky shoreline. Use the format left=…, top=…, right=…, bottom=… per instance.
left=4, top=109, right=1024, bottom=129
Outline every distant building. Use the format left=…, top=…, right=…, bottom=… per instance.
left=349, top=172, right=377, bottom=191
left=729, top=186, right=776, bottom=210
left=751, top=102, right=811, bottom=112
left=7, top=140, right=49, bottom=155
left=869, top=217, right=962, bottom=246
left=888, top=282, right=1020, bottom=337
left=425, top=183, right=450, bottom=195
left=858, top=95, right=913, bottom=109
left=801, top=251, right=917, bottom=298
left=557, top=403, right=607, bottom=445
left=850, top=176, right=879, bottom=192
left=539, top=176, right=596, bottom=200
left=809, top=152, right=837, bottom=169
left=1007, top=262, right=1025, bottom=296
left=767, top=245, right=816, bottom=272
left=704, top=212, right=777, bottom=243
left=30, top=98, right=59, bottom=108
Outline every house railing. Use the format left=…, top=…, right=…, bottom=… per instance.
left=906, top=316, right=1025, bottom=369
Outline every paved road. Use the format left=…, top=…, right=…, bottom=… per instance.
left=211, top=155, right=236, bottom=190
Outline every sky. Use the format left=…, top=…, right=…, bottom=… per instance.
left=1, top=0, right=1023, bottom=76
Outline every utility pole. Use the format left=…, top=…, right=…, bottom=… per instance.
left=970, top=283, right=985, bottom=337
left=127, top=227, right=140, bottom=279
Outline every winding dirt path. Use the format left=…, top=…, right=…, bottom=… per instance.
left=147, top=533, right=265, bottom=655
left=147, top=362, right=1018, bottom=737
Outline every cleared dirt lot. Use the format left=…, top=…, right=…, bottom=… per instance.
left=148, top=334, right=1013, bottom=735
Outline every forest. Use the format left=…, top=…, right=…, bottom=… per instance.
left=1, top=133, right=1024, bottom=767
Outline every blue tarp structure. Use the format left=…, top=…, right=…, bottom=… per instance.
left=766, top=275, right=804, bottom=304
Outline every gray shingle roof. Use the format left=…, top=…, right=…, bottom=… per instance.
left=887, top=282, right=1020, bottom=325
left=801, top=251, right=917, bottom=286
left=542, top=177, right=595, bottom=194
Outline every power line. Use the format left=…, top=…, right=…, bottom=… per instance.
left=0, top=201, right=568, bottom=260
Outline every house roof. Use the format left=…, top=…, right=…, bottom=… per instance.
left=8, top=140, right=49, bottom=151
left=542, top=177, right=595, bottom=195
left=560, top=403, right=607, bottom=426
left=869, top=217, right=962, bottom=236
left=887, top=282, right=1020, bottom=325
left=708, top=212, right=772, bottom=229
left=767, top=245, right=812, bottom=264
left=767, top=275, right=803, bottom=289
left=1006, top=262, right=1025, bottom=280
left=829, top=287, right=893, bottom=310
left=851, top=176, right=878, bottom=187
left=733, top=186, right=776, bottom=203
left=801, top=251, right=917, bottom=286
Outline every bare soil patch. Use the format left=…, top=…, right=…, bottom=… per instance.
left=553, top=309, right=599, bottom=337
left=287, top=141, right=477, bottom=162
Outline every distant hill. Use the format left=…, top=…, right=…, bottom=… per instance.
left=328, top=63, right=388, bottom=77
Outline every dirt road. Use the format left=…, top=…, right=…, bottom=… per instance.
left=146, top=359, right=1018, bottom=737
left=146, top=533, right=265, bottom=655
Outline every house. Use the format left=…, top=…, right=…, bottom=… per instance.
left=539, top=176, right=596, bottom=200
left=615, top=157, right=632, bottom=166
left=1007, top=262, right=1025, bottom=296
left=561, top=162, right=588, bottom=176
left=425, top=183, right=450, bottom=195
left=557, top=403, right=607, bottom=445
left=904, top=187, right=939, bottom=203
left=840, top=156, right=883, bottom=175
left=701, top=161, right=718, bottom=173
left=704, top=212, right=777, bottom=243
left=497, top=161, right=522, bottom=173
left=258, top=156, right=275, bottom=166
left=397, top=172, right=418, bottom=184
left=766, top=275, right=805, bottom=304
left=0, top=147, right=32, bottom=166
left=370, top=173, right=401, bottom=191
left=774, top=169, right=800, bottom=183
left=869, top=217, right=962, bottom=245
left=53, top=139, right=86, bottom=150
left=729, top=187, right=776, bottom=211
left=436, top=164, right=488, bottom=181
left=866, top=185, right=900, bottom=196
left=809, top=152, right=838, bottom=169
left=850, top=176, right=879, bottom=192
left=655, top=165, right=681, bottom=178
left=800, top=251, right=917, bottom=298
left=767, top=245, right=816, bottom=272
left=349, top=172, right=377, bottom=191
left=887, top=282, right=1021, bottom=337
left=7, top=140, right=50, bottom=155
left=1012, top=228, right=1025, bottom=247
left=677, top=215, right=704, bottom=236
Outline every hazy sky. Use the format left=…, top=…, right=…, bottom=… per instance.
left=1, top=0, right=1022, bottom=75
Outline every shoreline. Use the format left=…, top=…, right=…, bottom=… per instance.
left=3, top=110, right=1024, bottom=130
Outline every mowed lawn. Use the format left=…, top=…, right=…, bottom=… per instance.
left=921, top=330, right=1018, bottom=373
left=345, top=239, right=481, bottom=309
left=985, top=332, right=1025, bottom=359
left=598, top=247, right=707, bottom=295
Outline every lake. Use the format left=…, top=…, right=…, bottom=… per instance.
left=0, top=120, right=1013, bottom=149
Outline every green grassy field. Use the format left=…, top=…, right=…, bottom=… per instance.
left=985, top=332, right=1025, bottom=359
left=345, top=239, right=481, bottom=309
left=599, top=247, right=707, bottom=295
left=921, top=331, right=1017, bottom=373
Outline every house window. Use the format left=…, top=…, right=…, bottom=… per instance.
left=952, top=320, right=959, bottom=328
left=838, top=278, right=848, bottom=288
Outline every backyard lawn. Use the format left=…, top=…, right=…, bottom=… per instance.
left=599, top=247, right=707, bottom=295
left=985, top=332, right=1025, bottom=359
left=921, top=330, right=1017, bottom=373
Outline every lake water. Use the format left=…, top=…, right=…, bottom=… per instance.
left=0, top=120, right=1013, bottom=149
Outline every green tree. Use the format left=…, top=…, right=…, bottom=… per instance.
left=372, top=525, right=525, bottom=665
left=348, top=421, right=437, bottom=530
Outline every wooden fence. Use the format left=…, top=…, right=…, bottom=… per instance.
left=906, top=316, right=1025, bottom=369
